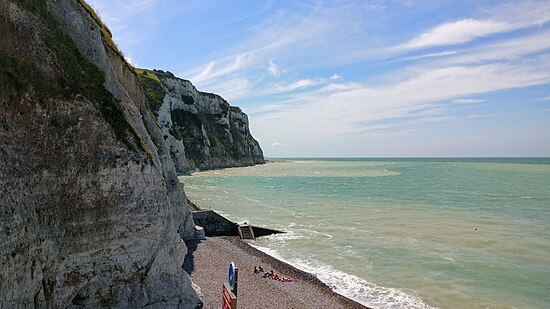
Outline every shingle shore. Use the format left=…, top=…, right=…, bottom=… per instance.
left=184, top=236, right=369, bottom=309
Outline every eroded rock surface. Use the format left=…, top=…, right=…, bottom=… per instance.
left=0, top=0, right=200, bottom=307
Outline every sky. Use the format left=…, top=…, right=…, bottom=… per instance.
left=86, top=0, right=550, bottom=157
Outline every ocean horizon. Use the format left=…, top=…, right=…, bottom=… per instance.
left=181, top=157, right=550, bottom=308
left=268, top=157, right=550, bottom=161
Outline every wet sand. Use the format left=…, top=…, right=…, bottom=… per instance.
left=184, top=236, right=369, bottom=309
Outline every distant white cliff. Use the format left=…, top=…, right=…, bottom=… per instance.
left=137, top=69, right=265, bottom=174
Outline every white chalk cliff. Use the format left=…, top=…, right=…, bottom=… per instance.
left=137, top=70, right=265, bottom=174
left=0, top=0, right=204, bottom=307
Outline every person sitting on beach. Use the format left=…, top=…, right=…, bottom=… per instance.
left=262, top=272, right=269, bottom=278
left=258, top=266, right=264, bottom=272
left=253, top=266, right=258, bottom=273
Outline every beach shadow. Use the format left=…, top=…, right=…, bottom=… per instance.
left=183, top=240, right=201, bottom=274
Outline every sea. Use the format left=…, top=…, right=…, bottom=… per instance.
left=179, top=158, right=550, bottom=309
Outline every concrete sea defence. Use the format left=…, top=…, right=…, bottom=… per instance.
left=192, top=209, right=283, bottom=238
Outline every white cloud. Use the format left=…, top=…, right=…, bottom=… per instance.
left=252, top=55, right=550, bottom=143
left=223, top=78, right=329, bottom=103
left=538, top=95, right=550, bottom=101
left=406, top=51, right=458, bottom=60
left=179, top=0, right=550, bottom=103
left=192, top=62, right=214, bottom=80
left=178, top=3, right=364, bottom=94
left=188, top=55, right=250, bottom=84
left=364, top=4, right=387, bottom=11
left=400, top=1, right=550, bottom=50
left=442, top=30, right=550, bottom=65
left=267, top=60, right=281, bottom=77
left=317, top=82, right=363, bottom=93
left=88, top=0, right=550, bottom=157
left=279, top=79, right=322, bottom=91
left=245, top=78, right=326, bottom=98
left=403, top=19, right=511, bottom=49
left=124, top=54, right=138, bottom=67
left=248, top=104, right=287, bottom=114
left=490, top=0, right=550, bottom=27
left=452, top=98, right=486, bottom=104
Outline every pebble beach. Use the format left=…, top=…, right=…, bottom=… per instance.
left=184, top=236, right=369, bottom=309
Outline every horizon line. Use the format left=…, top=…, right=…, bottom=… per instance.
left=266, top=156, right=550, bottom=159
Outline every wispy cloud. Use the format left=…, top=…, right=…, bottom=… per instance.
left=188, top=55, right=252, bottom=84
left=88, top=0, right=550, bottom=156
left=490, top=0, right=550, bottom=27
left=178, top=2, right=365, bottom=90
left=406, top=51, right=459, bottom=60
left=399, top=0, right=550, bottom=51
left=452, top=98, right=486, bottom=104
left=442, top=30, right=550, bottom=65
left=267, top=60, right=281, bottom=77
left=252, top=55, right=550, bottom=140
left=272, top=79, right=324, bottom=92
left=403, top=19, right=511, bottom=49
left=124, top=54, right=138, bottom=67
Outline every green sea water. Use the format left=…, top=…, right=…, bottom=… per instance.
left=180, top=158, right=550, bottom=309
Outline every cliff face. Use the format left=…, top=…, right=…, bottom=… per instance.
left=137, top=70, right=265, bottom=174
left=0, top=0, right=200, bottom=308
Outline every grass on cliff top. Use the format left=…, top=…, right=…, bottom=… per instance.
left=6, top=0, right=141, bottom=152
left=135, top=68, right=160, bottom=83
left=141, top=68, right=176, bottom=80
left=135, top=69, right=166, bottom=113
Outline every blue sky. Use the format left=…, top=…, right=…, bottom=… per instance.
left=87, top=0, right=550, bottom=157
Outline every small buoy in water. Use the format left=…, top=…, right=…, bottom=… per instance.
left=474, top=227, right=478, bottom=231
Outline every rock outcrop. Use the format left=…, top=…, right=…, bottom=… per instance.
left=0, top=0, right=200, bottom=307
left=137, top=69, right=265, bottom=174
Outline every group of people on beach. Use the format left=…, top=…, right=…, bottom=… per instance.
left=252, top=266, right=297, bottom=283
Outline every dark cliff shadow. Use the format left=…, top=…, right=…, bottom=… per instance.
left=182, top=240, right=201, bottom=274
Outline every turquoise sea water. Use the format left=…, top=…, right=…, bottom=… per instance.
left=180, top=158, right=550, bottom=309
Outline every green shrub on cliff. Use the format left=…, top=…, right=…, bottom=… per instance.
left=135, top=68, right=166, bottom=113
left=0, top=55, right=60, bottom=106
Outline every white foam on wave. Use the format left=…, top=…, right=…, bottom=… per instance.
left=262, top=228, right=333, bottom=242
left=260, top=230, right=305, bottom=242
left=250, top=244, right=436, bottom=309
left=442, top=256, right=456, bottom=262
